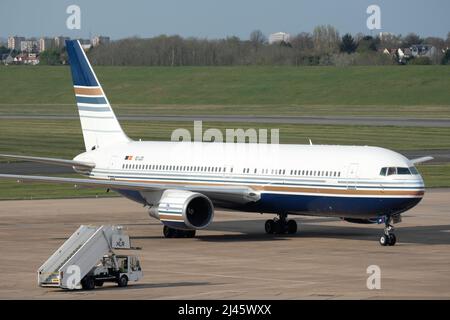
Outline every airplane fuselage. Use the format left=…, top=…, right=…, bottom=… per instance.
left=74, top=141, right=424, bottom=220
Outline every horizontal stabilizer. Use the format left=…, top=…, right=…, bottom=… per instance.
left=0, top=154, right=95, bottom=169
left=410, top=156, right=434, bottom=164
left=0, top=174, right=260, bottom=202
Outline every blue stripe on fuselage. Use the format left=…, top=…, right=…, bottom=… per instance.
left=113, top=187, right=422, bottom=219
left=240, top=193, right=423, bottom=218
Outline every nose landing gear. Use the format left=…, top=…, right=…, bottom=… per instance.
left=265, top=213, right=297, bottom=235
left=379, top=217, right=397, bottom=246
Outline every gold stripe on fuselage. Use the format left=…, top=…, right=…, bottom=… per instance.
left=106, top=177, right=424, bottom=197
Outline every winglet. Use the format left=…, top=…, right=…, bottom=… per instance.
left=410, top=156, right=434, bottom=164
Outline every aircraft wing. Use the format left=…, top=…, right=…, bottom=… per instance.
left=0, top=174, right=260, bottom=202
left=0, top=154, right=95, bottom=169
left=410, top=156, right=434, bottom=164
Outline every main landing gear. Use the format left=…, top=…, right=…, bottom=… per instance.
left=265, top=213, right=297, bottom=235
left=163, top=225, right=196, bottom=238
left=379, top=217, right=397, bottom=246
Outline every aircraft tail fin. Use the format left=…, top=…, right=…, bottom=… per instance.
left=65, top=40, right=130, bottom=151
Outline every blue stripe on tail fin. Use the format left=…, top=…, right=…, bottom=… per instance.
left=65, top=40, right=99, bottom=87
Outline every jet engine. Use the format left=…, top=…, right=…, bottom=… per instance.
left=148, top=189, right=214, bottom=230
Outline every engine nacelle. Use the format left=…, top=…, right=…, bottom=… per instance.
left=148, top=189, right=214, bottom=230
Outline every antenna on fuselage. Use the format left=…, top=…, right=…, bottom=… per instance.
left=309, top=139, right=313, bottom=145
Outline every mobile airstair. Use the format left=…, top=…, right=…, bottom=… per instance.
left=37, top=225, right=142, bottom=290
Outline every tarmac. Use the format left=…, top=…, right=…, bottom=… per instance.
left=0, top=189, right=449, bottom=299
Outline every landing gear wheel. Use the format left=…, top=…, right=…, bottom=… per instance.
left=287, top=220, right=298, bottom=234
left=163, top=225, right=176, bottom=238
left=186, top=230, right=196, bottom=238
left=163, top=226, right=196, bottom=238
left=81, top=276, right=95, bottom=290
left=182, top=230, right=196, bottom=238
left=379, top=235, right=389, bottom=246
left=118, top=275, right=128, bottom=287
left=379, top=216, right=397, bottom=246
left=388, top=234, right=397, bottom=246
left=266, top=215, right=298, bottom=235
left=265, top=219, right=275, bottom=234
left=94, top=281, right=104, bottom=287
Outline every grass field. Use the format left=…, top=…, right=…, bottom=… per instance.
left=0, top=65, right=449, bottom=199
left=1, top=120, right=450, bottom=159
left=0, top=118, right=448, bottom=192
left=0, top=65, right=450, bottom=117
left=0, top=174, right=114, bottom=200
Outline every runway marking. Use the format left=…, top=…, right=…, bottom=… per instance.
left=152, top=269, right=317, bottom=286
left=159, top=289, right=246, bottom=300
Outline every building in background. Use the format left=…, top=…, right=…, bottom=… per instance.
left=20, top=39, right=39, bottom=52
left=92, top=36, right=110, bottom=47
left=13, top=52, right=39, bottom=65
left=54, top=36, right=70, bottom=48
left=7, top=36, right=25, bottom=51
left=78, top=39, right=92, bottom=50
left=39, top=37, right=55, bottom=52
left=410, top=44, right=437, bottom=58
left=268, top=32, right=290, bottom=45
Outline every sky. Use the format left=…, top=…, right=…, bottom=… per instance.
left=1, top=0, right=449, bottom=40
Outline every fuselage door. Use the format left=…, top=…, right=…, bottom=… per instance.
left=347, top=163, right=359, bottom=190
left=224, top=164, right=234, bottom=179
left=108, top=155, right=119, bottom=180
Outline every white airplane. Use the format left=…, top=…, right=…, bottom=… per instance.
left=0, top=40, right=433, bottom=246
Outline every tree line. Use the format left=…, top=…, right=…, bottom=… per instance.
left=4, top=25, right=449, bottom=66
left=87, top=26, right=450, bottom=66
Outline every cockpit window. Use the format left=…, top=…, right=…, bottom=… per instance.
left=387, top=167, right=397, bottom=176
left=380, top=167, right=416, bottom=176
left=409, top=166, right=419, bottom=175
left=397, top=167, right=411, bottom=175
